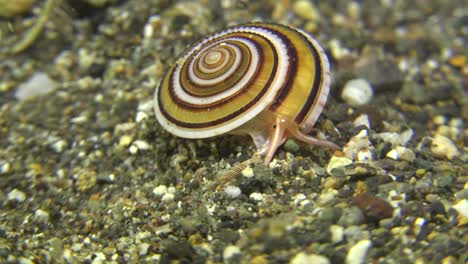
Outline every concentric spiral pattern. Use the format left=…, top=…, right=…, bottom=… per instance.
left=154, top=22, right=331, bottom=141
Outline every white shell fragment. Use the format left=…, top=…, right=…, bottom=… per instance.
left=341, top=78, right=374, bottom=107
left=15, top=72, right=58, bottom=101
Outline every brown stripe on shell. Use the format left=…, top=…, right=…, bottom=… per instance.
left=265, top=25, right=298, bottom=112
left=179, top=38, right=256, bottom=97
left=293, top=28, right=323, bottom=124
left=158, top=49, right=276, bottom=128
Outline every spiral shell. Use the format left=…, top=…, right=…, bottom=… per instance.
left=154, top=22, right=338, bottom=163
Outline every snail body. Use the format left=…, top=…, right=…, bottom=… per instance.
left=154, top=22, right=339, bottom=164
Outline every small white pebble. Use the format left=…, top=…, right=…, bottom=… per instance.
left=70, top=115, right=88, bottom=124
left=15, top=72, right=57, bottom=101
left=51, top=139, right=67, bottom=153
left=386, top=149, right=398, bottom=160
left=329, top=39, right=351, bottom=59
left=8, top=189, right=26, bottom=202
left=317, top=191, right=337, bottom=206
left=431, top=134, right=459, bottom=160
left=133, top=140, right=150, bottom=150
left=161, top=193, right=175, bottom=203
left=139, top=242, right=150, bottom=256
left=346, top=240, right=372, bottom=264
left=18, top=258, right=35, bottom=264
left=223, top=245, right=241, bottom=261
left=135, top=112, right=148, bottom=123
left=433, top=115, right=446, bottom=125
left=341, top=78, right=374, bottom=107
left=357, top=148, right=373, bottom=161
left=399, top=129, right=414, bottom=146
left=249, top=192, right=264, bottom=202
left=241, top=166, right=254, bottom=177
left=290, top=252, right=330, bottom=264
left=90, top=252, right=106, bottom=264
left=119, top=135, right=133, bottom=147
left=224, top=185, right=241, bottom=199
left=34, top=209, right=50, bottom=223
left=413, top=217, right=426, bottom=235
left=343, top=130, right=373, bottom=161
left=0, top=162, right=11, bottom=174
left=129, top=145, right=138, bottom=154
left=137, top=231, right=152, bottom=240
left=330, top=225, right=344, bottom=244
left=452, top=199, right=468, bottom=217
left=449, top=118, right=463, bottom=128
left=293, top=193, right=307, bottom=206
left=353, top=114, right=371, bottom=129
left=152, top=185, right=168, bottom=197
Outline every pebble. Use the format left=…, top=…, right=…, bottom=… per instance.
left=345, top=240, right=372, bottom=264
left=119, top=135, right=133, bottom=147
left=431, top=134, right=460, bottom=160
left=224, top=185, right=242, bottom=199
left=352, top=193, right=394, bottom=220
left=399, top=81, right=430, bottom=104
left=290, top=252, right=330, bottom=264
left=317, top=191, right=337, bottom=206
left=343, top=130, right=373, bottom=161
left=376, top=128, right=413, bottom=146
left=139, top=242, right=150, bottom=256
left=15, top=72, right=58, bottom=101
left=34, top=209, right=50, bottom=223
left=161, top=193, right=175, bottom=203
left=329, top=39, right=350, bottom=59
left=341, top=79, right=374, bottom=107
left=344, top=226, right=370, bottom=244
left=326, top=156, right=353, bottom=175
left=292, top=0, right=320, bottom=21
left=452, top=200, right=468, bottom=217
left=152, top=185, right=168, bottom=197
left=223, top=245, right=241, bottom=261
left=75, top=169, right=97, bottom=192
left=386, top=146, right=416, bottom=162
left=353, top=114, right=371, bottom=129
left=133, top=140, right=150, bottom=150
left=249, top=192, right=264, bottom=202
left=413, top=217, right=426, bottom=236
left=330, top=225, right=344, bottom=244
left=7, top=189, right=26, bottom=202
left=51, top=139, right=68, bottom=153
left=0, top=162, right=11, bottom=174
left=241, top=166, right=254, bottom=178
left=338, top=207, right=365, bottom=227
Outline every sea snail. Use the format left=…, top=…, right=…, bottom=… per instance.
left=153, top=22, right=339, bottom=164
